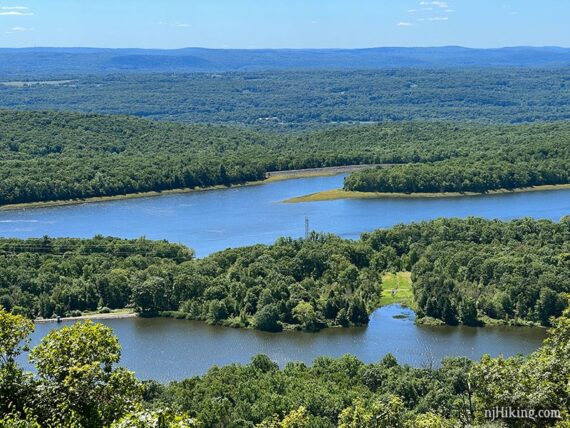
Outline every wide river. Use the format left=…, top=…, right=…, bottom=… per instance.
left=29, top=306, right=545, bottom=382
left=1, top=174, right=569, bottom=257
left=5, top=174, right=566, bottom=381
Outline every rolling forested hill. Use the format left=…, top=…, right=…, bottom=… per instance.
left=1, top=46, right=569, bottom=77
left=1, top=69, right=569, bottom=128
left=1, top=110, right=570, bottom=205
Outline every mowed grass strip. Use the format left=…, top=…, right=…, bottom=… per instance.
left=381, top=272, right=414, bottom=307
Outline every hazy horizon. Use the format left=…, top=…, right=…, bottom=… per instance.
left=1, top=0, right=569, bottom=49
left=1, top=45, right=569, bottom=51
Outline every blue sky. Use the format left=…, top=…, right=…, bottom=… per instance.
left=1, top=0, right=569, bottom=49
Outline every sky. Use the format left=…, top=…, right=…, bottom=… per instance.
left=0, top=0, right=569, bottom=49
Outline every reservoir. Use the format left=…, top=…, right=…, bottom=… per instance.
left=4, top=174, right=560, bottom=381
left=28, top=305, right=546, bottom=382
left=1, top=174, right=569, bottom=257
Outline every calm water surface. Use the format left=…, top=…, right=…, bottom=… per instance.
left=27, top=306, right=546, bottom=382
left=6, top=176, right=560, bottom=380
left=1, top=175, right=569, bottom=256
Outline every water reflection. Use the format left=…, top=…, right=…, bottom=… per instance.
left=1, top=175, right=569, bottom=257
left=28, top=306, right=546, bottom=382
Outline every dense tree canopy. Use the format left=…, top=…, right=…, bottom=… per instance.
left=4, top=306, right=568, bottom=427
left=0, top=233, right=379, bottom=332
left=0, top=311, right=142, bottom=427
left=363, top=217, right=570, bottom=326
left=344, top=160, right=570, bottom=194
left=1, top=69, right=570, bottom=127
left=1, top=217, right=568, bottom=328
left=3, top=111, right=570, bottom=204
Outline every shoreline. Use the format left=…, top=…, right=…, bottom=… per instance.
left=0, top=164, right=378, bottom=212
left=35, top=311, right=137, bottom=324
left=283, top=183, right=570, bottom=203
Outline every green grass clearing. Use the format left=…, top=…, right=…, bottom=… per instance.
left=381, top=272, right=414, bottom=308
left=283, top=184, right=570, bottom=203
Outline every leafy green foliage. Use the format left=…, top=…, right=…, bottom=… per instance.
left=29, top=321, right=142, bottom=428
left=111, top=409, right=200, bottom=428
left=1, top=306, right=569, bottom=427
left=3, top=110, right=570, bottom=204
left=365, top=217, right=570, bottom=326
left=0, top=308, right=142, bottom=427
left=2, top=218, right=569, bottom=328
left=0, top=309, right=34, bottom=416
left=1, top=69, right=570, bottom=127
left=344, top=121, right=570, bottom=194
left=0, top=236, right=194, bottom=319
left=0, top=233, right=380, bottom=331
left=345, top=159, right=570, bottom=194
left=470, top=305, right=570, bottom=426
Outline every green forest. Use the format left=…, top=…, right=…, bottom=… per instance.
left=1, top=305, right=568, bottom=427
left=1, top=61, right=569, bottom=428
left=2, top=111, right=570, bottom=205
left=1, top=69, right=570, bottom=127
left=1, top=217, right=568, bottom=329
left=343, top=159, right=570, bottom=194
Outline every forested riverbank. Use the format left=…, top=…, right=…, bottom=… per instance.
left=1, top=217, right=568, bottom=329
left=3, top=111, right=570, bottom=206
left=344, top=160, right=570, bottom=194
left=1, top=306, right=568, bottom=427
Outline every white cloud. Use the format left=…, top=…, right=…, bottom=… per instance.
left=405, top=1, right=453, bottom=25
left=397, top=22, right=413, bottom=27
left=5, top=26, right=31, bottom=33
left=0, top=10, right=33, bottom=16
left=158, top=21, right=191, bottom=28
left=1, top=6, right=29, bottom=10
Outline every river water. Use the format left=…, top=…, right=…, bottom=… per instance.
left=5, top=174, right=565, bottom=381
left=28, top=305, right=546, bottom=382
left=1, top=174, right=569, bottom=257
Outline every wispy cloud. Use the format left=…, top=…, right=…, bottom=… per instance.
left=0, top=8, right=33, bottom=16
left=419, top=0, right=447, bottom=5
left=403, top=1, right=453, bottom=26
left=158, top=21, right=191, bottom=28
left=431, top=1, right=449, bottom=8
left=5, top=26, right=32, bottom=34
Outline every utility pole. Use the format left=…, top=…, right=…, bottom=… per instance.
left=305, top=216, right=309, bottom=239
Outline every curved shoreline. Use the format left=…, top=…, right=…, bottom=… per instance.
left=0, top=164, right=379, bottom=212
left=283, top=184, right=570, bottom=203
left=35, top=311, right=137, bottom=324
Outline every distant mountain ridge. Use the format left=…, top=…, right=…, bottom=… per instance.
left=1, top=46, right=569, bottom=76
